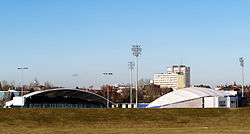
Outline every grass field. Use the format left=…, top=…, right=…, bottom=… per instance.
left=0, top=108, right=250, bottom=134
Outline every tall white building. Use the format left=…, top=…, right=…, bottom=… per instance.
left=154, top=73, right=184, bottom=90
left=154, top=65, right=190, bottom=90
left=167, top=65, right=190, bottom=87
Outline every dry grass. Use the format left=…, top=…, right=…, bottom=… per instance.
left=0, top=108, right=250, bottom=134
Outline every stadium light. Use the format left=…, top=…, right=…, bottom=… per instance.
left=128, top=61, right=135, bottom=104
left=131, top=45, right=142, bottom=107
left=103, top=72, right=113, bottom=108
left=239, top=57, right=244, bottom=97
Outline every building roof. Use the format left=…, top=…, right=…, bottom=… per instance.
left=147, top=87, right=232, bottom=108
left=23, top=88, right=115, bottom=105
left=221, top=85, right=240, bottom=91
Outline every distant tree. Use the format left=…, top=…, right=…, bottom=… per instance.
left=139, top=85, right=173, bottom=103
left=44, top=81, right=53, bottom=89
left=116, top=88, right=130, bottom=103
left=10, top=81, right=16, bottom=90
left=96, top=85, right=110, bottom=98
left=0, top=81, right=2, bottom=90
left=1, top=80, right=10, bottom=91
left=92, top=83, right=173, bottom=103
left=95, top=85, right=120, bottom=103
left=29, top=88, right=35, bottom=93
left=139, top=78, right=151, bottom=88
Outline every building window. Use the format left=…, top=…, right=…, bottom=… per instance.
left=219, top=101, right=226, bottom=107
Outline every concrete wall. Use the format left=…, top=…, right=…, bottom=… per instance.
left=162, top=96, right=237, bottom=108
left=227, top=97, right=237, bottom=108
left=204, top=97, right=218, bottom=108
left=204, top=96, right=237, bottom=108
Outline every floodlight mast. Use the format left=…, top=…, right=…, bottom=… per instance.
left=239, top=57, right=244, bottom=97
left=103, top=72, right=113, bottom=108
left=131, top=45, right=142, bottom=107
left=128, top=61, right=135, bottom=104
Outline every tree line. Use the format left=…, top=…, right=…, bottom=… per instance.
left=93, top=84, right=173, bottom=103
left=0, top=78, right=173, bottom=103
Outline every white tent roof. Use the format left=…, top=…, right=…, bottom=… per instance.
left=147, top=87, right=232, bottom=108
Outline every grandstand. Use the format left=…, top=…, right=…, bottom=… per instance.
left=6, top=88, right=115, bottom=108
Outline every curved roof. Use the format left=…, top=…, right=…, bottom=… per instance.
left=147, top=87, right=232, bottom=108
left=23, top=88, right=115, bottom=105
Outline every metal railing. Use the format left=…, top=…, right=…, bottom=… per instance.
left=27, top=103, right=106, bottom=108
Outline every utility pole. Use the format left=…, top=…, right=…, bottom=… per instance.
left=131, top=45, right=142, bottom=107
left=239, top=57, right=244, bottom=97
left=128, top=61, right=135, bottom=104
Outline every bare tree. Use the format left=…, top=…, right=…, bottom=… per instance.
left=1, top=80, right=10, bottom=91
left=0, top=81, right=2, bottom=90
left=10, top=81, right=16, bottom=89
left=139, top=78, right=151, bottom=88
left=44, top=81, right=53, bottom=89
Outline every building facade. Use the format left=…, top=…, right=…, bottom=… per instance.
left=154, top=73, right=184, bottom=90
left=167, top=65, right=190, bottom=87
left=154, top=65, right=190, bottom=90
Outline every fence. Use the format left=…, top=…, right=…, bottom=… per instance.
left=27, top=103, right=106, bottom=108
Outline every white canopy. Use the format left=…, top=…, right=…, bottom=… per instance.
left=147, top=87, right=232, bottom=108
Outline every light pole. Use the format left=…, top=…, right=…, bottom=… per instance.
left=17, top=67, right=28, bottom=107
left=103, top=72, right=113, bottom=108
left=239, top=57, right=244, bottom=97
left=17, top=67, right=28, bottom=97
left=131, top=45, right=142, bottom=107
left=128, top=61, right=135, bottom=104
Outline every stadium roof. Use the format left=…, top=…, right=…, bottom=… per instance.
left=147, top=87, right=232, bottom=108
left=23, top=88, right=115, bottom=105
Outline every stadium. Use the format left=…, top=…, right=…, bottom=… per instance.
left=6, top=88, right=115, bottom=108
left=147, top=87, right=237, bottom=108
left=6, top=87, right=238, bottom=109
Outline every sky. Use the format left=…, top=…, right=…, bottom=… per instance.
left=0, top=0, right=250, bottom=88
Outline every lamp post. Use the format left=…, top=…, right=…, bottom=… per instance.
left=17, top=67, right=28, bottom=97
left=239, top=57, right=244, bottom=97
left=17, top=67, right=28, bottom=107
left=103, top=72, right=113, bottom=108
left=128, top=61, right=135, bottom=104
left=131, top=45, right=142, bottom=107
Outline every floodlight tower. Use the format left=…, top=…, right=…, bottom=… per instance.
left=239, top=57, right=245, bottom=97
left=131, top=45, right=142, bottom=107
left=103, top=72, right=113, bottom=108
left=128, top=61, right=135, bottom=104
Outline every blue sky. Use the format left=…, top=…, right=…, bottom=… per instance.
left=0, top=0, right=250, bottom=88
